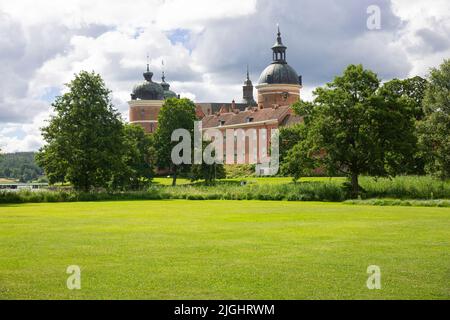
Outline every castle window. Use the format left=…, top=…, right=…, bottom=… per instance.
left=219, top=120, right=225, bottom=126
left=246, top=117, right=254, bottom=123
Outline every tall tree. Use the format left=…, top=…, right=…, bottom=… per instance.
left=111, top=124, right=154, bottom=190
left=287, top=64, right=417, bottom=196
left=36, top=71, right=124, bottom=191
left=153, top=98, right=197, bottom=186
left=417, top=59, right=450, bottom=179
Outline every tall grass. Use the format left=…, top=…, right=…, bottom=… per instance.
left=154, top=181, right=346, bottom=201
left=0, top=190, right=165, bottom=204
left=345, top=199, right=450, bottom=207
left=1, top=176, right=448, bottom=204
left=360, top=176, right=450, bottom=199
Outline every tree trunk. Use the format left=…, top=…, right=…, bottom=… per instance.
left=172, top=168, right=177, bottom=186
left=351, top=172, right=359, bottom=198
left=83, top=178, right=90, bottom=193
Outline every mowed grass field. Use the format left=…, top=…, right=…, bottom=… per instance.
left=0, top=200, right=449, bottom=299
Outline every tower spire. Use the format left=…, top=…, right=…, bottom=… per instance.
left=143, top=54, right=153, bottom=82
left=243, top=64, right=256, bottom=106
left=161, top=59, right=166, bottom=82
left=271, top=24, right=287, bottom=63
left=275, top=24, right=283, bottom=45
left=160, top=60, right=170, bottom=91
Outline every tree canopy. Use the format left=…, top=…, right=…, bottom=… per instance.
left=36, top=71, right=125, bottom=191
left=0, top=152, right=44, bottom=182
left=418, top=59, right=450, bottom=179
left=153, top=98, right=197, bottom=186
left=381, top=76, right=427, bottom=120
left=284, top=64, right=417, bottom=196
left=111, top=124, right=154, bottom=190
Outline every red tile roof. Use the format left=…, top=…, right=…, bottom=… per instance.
left=202, top=105, right=299, bottom=128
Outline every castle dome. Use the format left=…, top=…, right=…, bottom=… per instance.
left=258, top=26, right=300, bottom=85
left=258, top=63, right=300, bottom=85
left=161, top=72, right=178, bottom=99
left=131, top=65, right=164, bottom=100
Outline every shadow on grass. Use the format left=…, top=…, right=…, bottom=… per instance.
left=0, top=198, right=179, bottom=207
left=0, top=202, right=48, bottom=208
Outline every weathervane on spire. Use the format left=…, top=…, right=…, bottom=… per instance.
left=276, top=23, right=283, bottom=43
left=143, top=53, right=154, bottom=82
left=272, top=23, right=286, bottom=62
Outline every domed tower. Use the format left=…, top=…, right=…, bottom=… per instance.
left=161, top=71, right=178, bottom=99
left=256, top=26, right=302, bottom=109
left=242, top=66, right=257, bottom=106
left=128, top=63, right=165, bottom=134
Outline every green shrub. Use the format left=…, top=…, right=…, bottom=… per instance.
left=224, top=164, right=255, bottom=178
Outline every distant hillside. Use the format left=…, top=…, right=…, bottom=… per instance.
left=0, top=152, right=45, bottom=183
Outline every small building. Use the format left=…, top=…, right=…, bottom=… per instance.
left=0, top=183, right=48, bottom=190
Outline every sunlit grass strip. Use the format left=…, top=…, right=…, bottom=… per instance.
left=345, top=199, right=450, bottom=207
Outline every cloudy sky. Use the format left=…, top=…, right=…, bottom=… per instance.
left=0, top=0, right=449, bottom=152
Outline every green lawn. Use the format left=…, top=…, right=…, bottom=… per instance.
left=0, top=200, right=449, bottom=299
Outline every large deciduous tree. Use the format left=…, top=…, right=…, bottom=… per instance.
left=111, top=124, right=154, bottom=190
left=418, top=59, right=450, bottom=180
left=285, top=64, right=417, bottom=196
left=153, top=98, right=197, bottom=186
left=36, top=71, right=124, bottom=191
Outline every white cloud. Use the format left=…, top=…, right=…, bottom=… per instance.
left=391, top=0, right=450, bottom=76
left=0, top=110, right=49, bottom=152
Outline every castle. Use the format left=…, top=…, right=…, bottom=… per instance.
left=129, top=28, right=303, bottom=164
